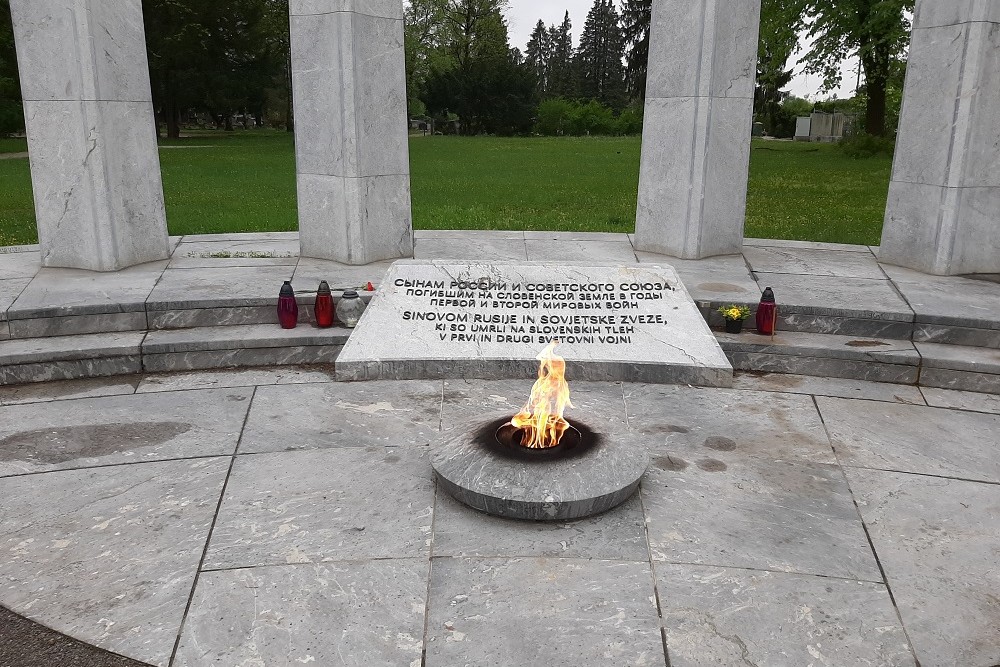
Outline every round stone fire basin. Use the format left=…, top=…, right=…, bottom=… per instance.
left=431, top=416, right=649, bottom=521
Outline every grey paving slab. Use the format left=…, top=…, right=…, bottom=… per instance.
left=168, top=239, right=299, bottom=269
left=916, top=340, right=1000, bottom=373
left=8, top=311, right=148, bottom=338
left=524, top=230, right=629, bottom=242
left=817, top=397, right=1000, bottom=482
left=743, top=237, right=874, bottom=253
left=142, top=345, right=341, bottom=374
left=732, top=372, right=926, bottom=404
left=204, top=448, right=435, bottom=569
left=0, top=278, right=31, bottom=320
left=432, top=490, right=648, bottom=560
left=175, top=560, right=428, bottom=667
left=913, top=322, right=1000, bottom=348
left=292, top=257, right=393, bottom=292
left=754, top=273, right=914, bottom=321
left=920, top=387, right=1000, bottom=415
left=0, top=388, right=252, bottom=476
left=642, top=458, right=881, bottom=581
left=9, top=261, right=167, bottom=318
left=658, top=564, right=915, bottom=667
left=0, top=321, right=7, bottom=341
left=0, top=250, right=40, bottom=280
left=146, top=266, right=297, bottom=310
left=141, top=323, right=349, bottom=354
left=239, top=380, right=441, bottom=454
left=623, top=384, right=835, bottom=465
left=415, top=229, right=524, bottom=240
left=726, top=351, right=921, bottom=385
left=846, top=468, right=1000, bottom=667
left=920, top=367, right=1000, bottom=395
left=136, top=367, right=335, bottom=393
left=412, top=237, right=528, bottom=261
left=0, top=376, right=139, bottom=406
left=0, top=331, right=145, bottom=365
left=744, top=245, right=885, bottom=279
left=718, top=330, right=920, bottom=364
left=885, top=267, right=1000, bottom=329
left=424, top=558, right=665, bottom=667
left=636, top=252, right=761, bottom=306
left=525, top=239, right=638, bottom=263
left=0, top=457, right=229, bottom=666
left=180, top=231, right=299, bottom=243
left=0, top=356, right=143, bottom=387
left=147, top=305, right=279, bottom=329
left=441, top=378, right=627, bottom=436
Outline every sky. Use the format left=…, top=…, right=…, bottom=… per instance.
left=504, top=1, right=860, bottom=100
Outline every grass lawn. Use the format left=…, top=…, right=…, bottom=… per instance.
left=0, top=131, right=893, bottom=248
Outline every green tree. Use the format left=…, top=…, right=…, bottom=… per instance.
left=525, top=19, right=552, bottom=97
left=0, top=0, right=23, bottom=136
left=801, top=0, right=914, bottom=136
left=621, top=0, right=651, bottom=101
left=577, top=0, right=626, bottom=110
left=547, top=12, right=576, bottom=99
left=755, top=0, right=806, bottom=135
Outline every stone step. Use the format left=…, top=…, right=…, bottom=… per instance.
left=916, top=342, right=1000, bottom=395
left=716, top=330, right=922, bottom=385
left=0, top=325, right=350, bottom=386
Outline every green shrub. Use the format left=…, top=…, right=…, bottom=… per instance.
left=535, top=98, right=576, bottom=136
left=839, top=133, right=896, bottom=159
left=535, top=98, right=643, bottom=137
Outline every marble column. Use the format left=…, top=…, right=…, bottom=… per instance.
left=880, top=0, right=1000, bottom=275
left=634, top=0, right=761, bottom=259
left=10, top=0, right=170, bottom=272
left=289, top=0, right=413, bottom=265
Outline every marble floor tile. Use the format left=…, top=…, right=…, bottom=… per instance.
left=415, top=229, right=525, bottom=240
left=168, top=239, right=300, bottom=269
left=635, top=252, right=760, bottom=302
left=432, top=489, right=648, bottom=560
left=658, top=564, right=914, bottom=667
left=623, top=384, right=835, bottom=465
left=424, top=558, right=664, bottom=667
left=0, top=250, right=40, bottom=280
left=0, top=376, right=139, bottom=406
left=525, top=239, right=638, bottom=263
left=732, top=372, right=926, bottom=405
left=920, top=387, right=1000, bottom=415
left=136, top=367, right=334, bottom=393
left=0, top=278, right=31, bottom=316
left=146, top=266, right=297, bottom=309
left=642, top=457, right=880, bottom=581
left=292, top=257, right=394, bottom=292
left=886, top=269, right=1000, bottom=329
left=0, top=458, right=229, bottom=666
left=743, top=238, right=874, bottom=253
left=743, top=245, right=885, bottom=279
left=180, top=232, right=299, bottom=243
left=846, top=468, right=1000, bottom=667
left=238, top=381, right=441, bottom=454
left=524, top=231, right=628, bottom=242
left=204, top=448, right=435, bottom=569
left=816, top=397, right=1000, bottom=482
left=413, top=237, right=528, bottom=261
left=0, top=388, right=252, bottom=476
left=174, top=560, right=428, bottom=667
left=753, top=272, right=913, bottom=320
left=9, top=261, right=167, bottom=317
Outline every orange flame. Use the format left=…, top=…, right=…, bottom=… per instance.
left=511, top=340, right=573, bottom=449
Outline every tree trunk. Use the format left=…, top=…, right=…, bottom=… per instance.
left=285, top=50, right=295, bottom=132
left=861, top=48, right=889, bottom=137
left=167, top=100, right=181, bottom=140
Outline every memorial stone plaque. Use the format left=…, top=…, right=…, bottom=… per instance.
left=335, top=261, right=733, bottom=386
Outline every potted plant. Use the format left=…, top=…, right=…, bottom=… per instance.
left=718, top=304, right=751, bottom=334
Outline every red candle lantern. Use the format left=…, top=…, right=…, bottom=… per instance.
left=756, top=287, right=777, bottom=336
left=314, top=280, right=334, bottom=328
left=277, top=280, right=299, bottom=329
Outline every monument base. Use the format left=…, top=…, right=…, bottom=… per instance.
left=335, top=261, right=733, bottom=387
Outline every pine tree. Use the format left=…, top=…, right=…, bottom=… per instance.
left=576, top=0, right=627, bottom=110
left=547, top=11, right=576, bottom=99
left=525, top=19, right=552, bottom=97
left=621, top=0, right=651, bottom=101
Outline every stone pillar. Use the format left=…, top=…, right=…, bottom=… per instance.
left=634, top=0, right=761, bottom=259
left=10, top=0, right=170, bottom=272
left=880, top=0, right=1000, bottom=275
left=290, top=0, right=413, bottom=265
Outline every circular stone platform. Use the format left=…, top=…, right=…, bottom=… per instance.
left=431, top=417, right=649, bottom=521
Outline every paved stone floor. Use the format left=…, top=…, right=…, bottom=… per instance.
left=1, top=368, right=998, bottom=667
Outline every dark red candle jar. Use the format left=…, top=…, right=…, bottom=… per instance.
left=756, top=287, right=777, bottom=335
left=277, top=280, right=299, bottom=329
left=314, top=280, right=334, bottom=328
